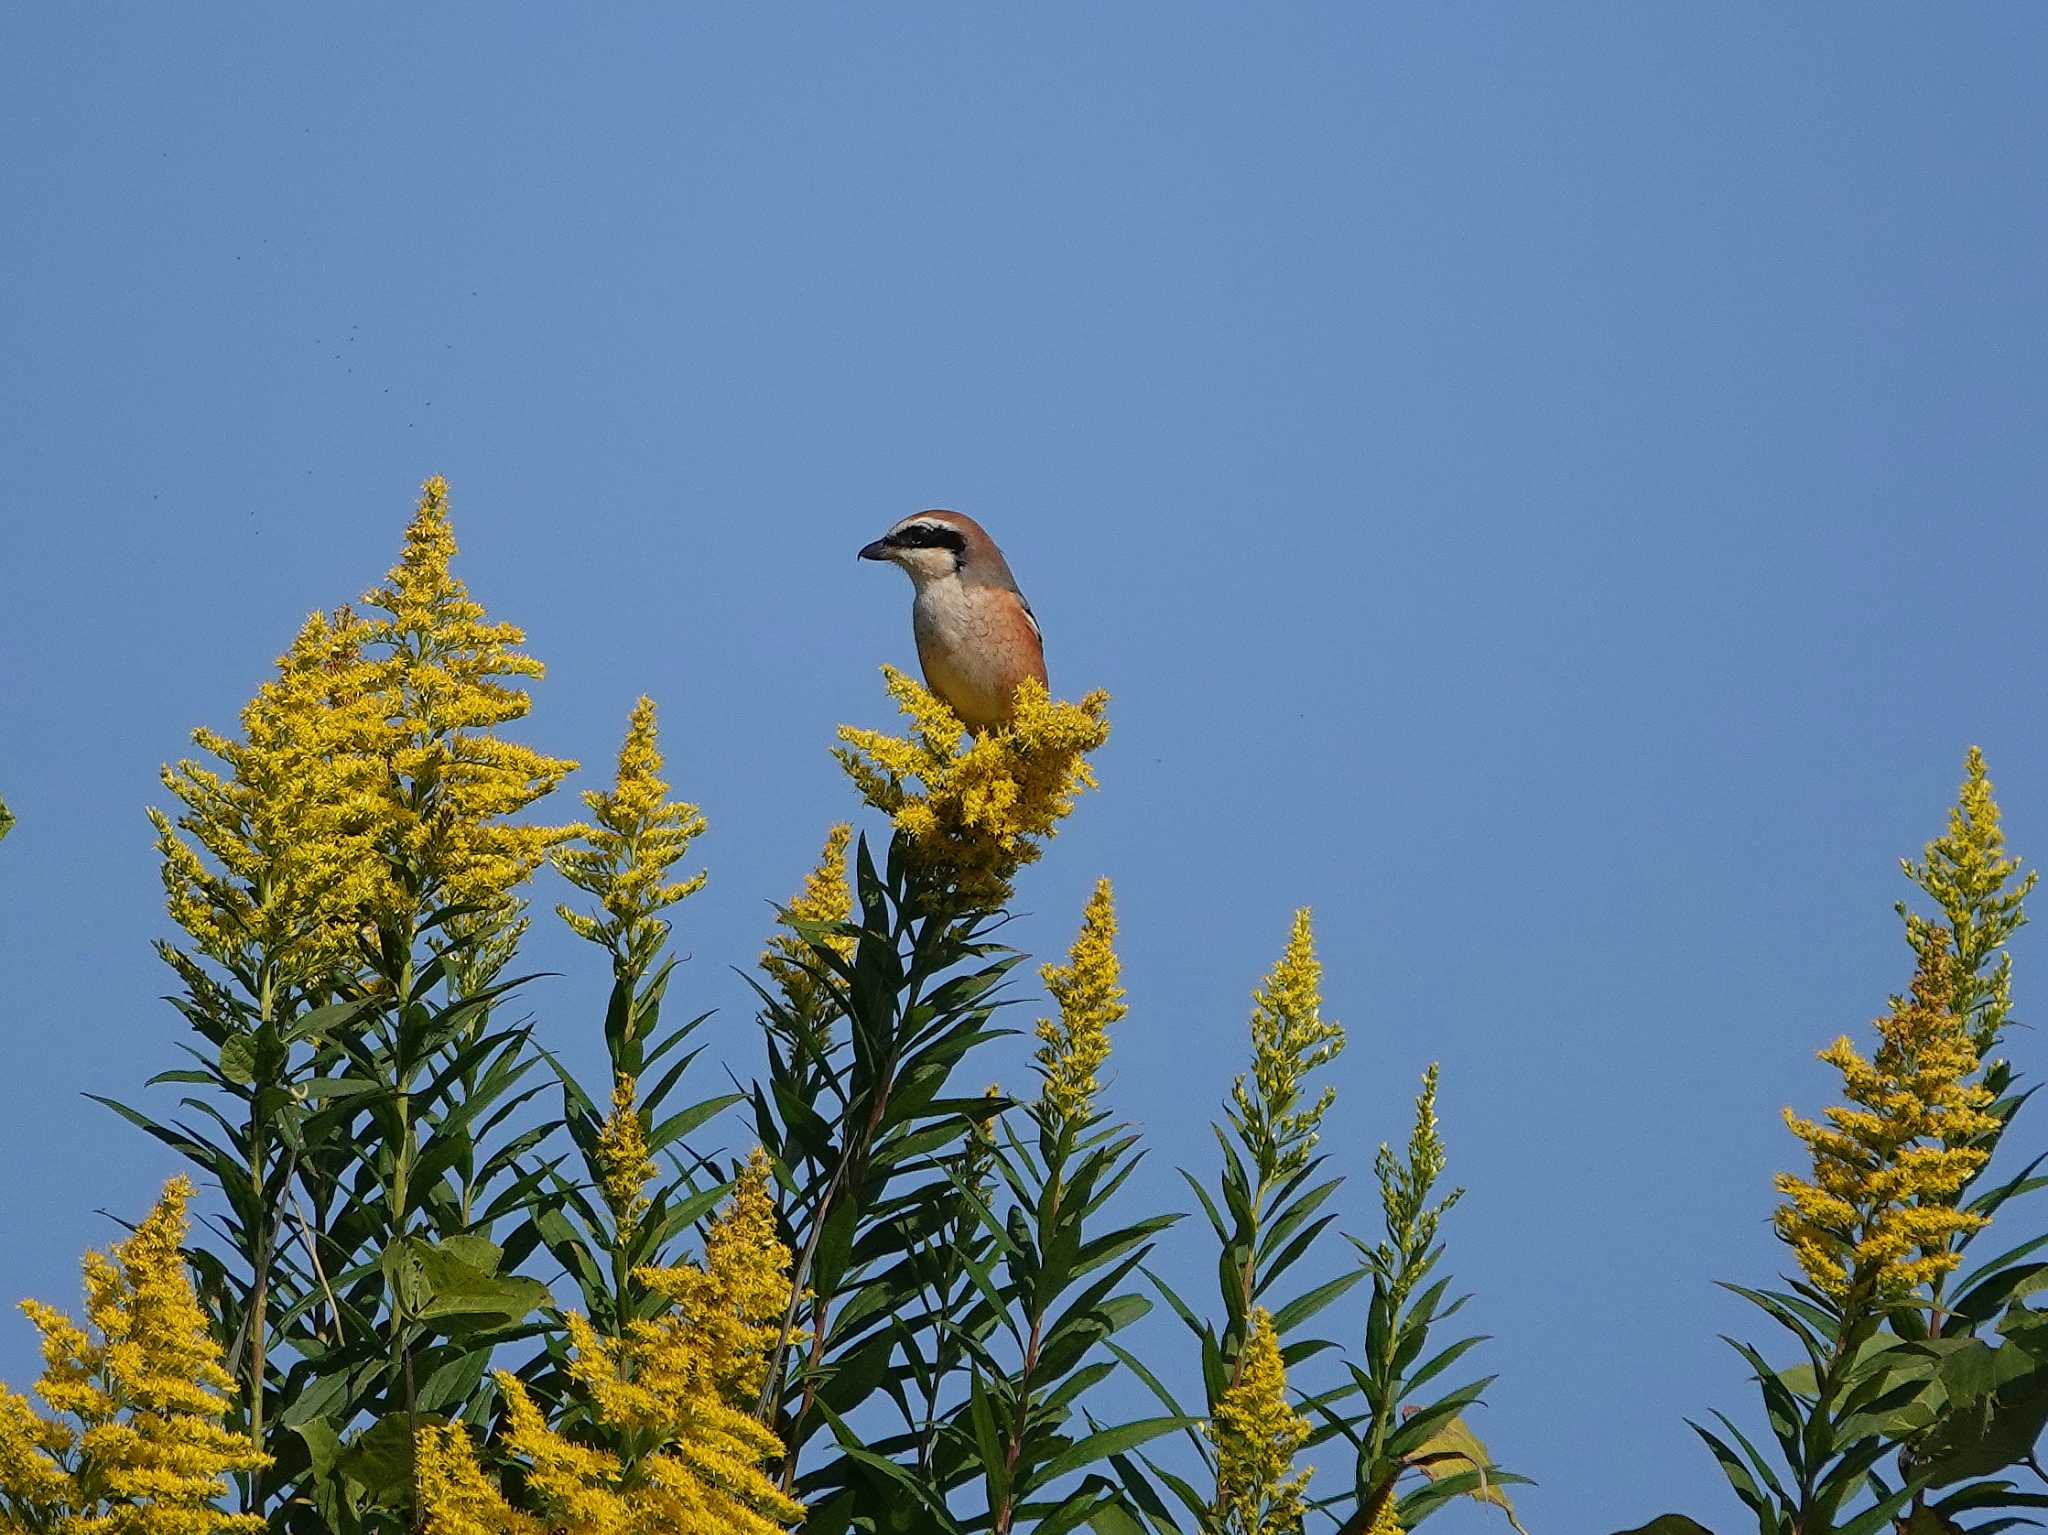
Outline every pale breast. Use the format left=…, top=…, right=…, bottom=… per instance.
left=912, top=580, right=1045, bottom=730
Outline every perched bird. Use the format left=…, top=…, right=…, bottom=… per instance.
left=858, top=509, right=1048, bottom=732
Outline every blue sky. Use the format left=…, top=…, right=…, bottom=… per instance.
left=3, top=6, right=2046, bottom=1527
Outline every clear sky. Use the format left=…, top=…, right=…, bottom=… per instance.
left=3, top=6, right=2046, bottom=1528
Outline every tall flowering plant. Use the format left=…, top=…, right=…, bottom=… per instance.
left=117, top=478, right=574, bottom=1531
left=747, top=668, right=1147, bottom=1525
left=0, top=1178, right=268, bottom=1535
left=27, top=475, right=2048, bottom=1533
left=1625, top=749, right=2048, bottom=1535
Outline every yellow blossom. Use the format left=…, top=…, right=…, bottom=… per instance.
left=0, top=1177, right=268, bottom=1534
left=759, top=823, right=854, bottom=1032
left=1232, top=910, right=1345, bottom=1179
left=360, top=474, right=575, bottom=920
left=418, top=1150, right=802, bottom=1535
left=596, top=1074, right=658, bottom=1242
left=834, top=666, right=1109, bottom=909
left=152, top=606, right=390, bottom=985
left=154, top=477, right=575, bottom=991
left=1902, top=746, right=2036, bottom=1051
left=415, top=1423, right=542, bottom=1535
left=1208, top=1308, right=1311, bottom=1535
left=1034, top=878, right=1126, bottom=1125
left=556, top=695, right=707, bottom=979
left=1375, top=1064, right=1462, bottom=1272
left=1775, top=943, right=2000, bottom=1304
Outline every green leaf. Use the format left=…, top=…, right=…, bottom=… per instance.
left=1610, top=1520, right=1715, bottom=1535
left=282, top=996, right=377, bottom=1043
left=970, top=1372, right=1009, bottom=1507
left=218, top=1034, right=258, bottom=1086
left=291, top=1417, right=344, bottom=1483
left=1036, top=1417, right=1189, bottom=1483
left=336, top=1412, right=419, bottom=1507
left=1269, top=1267, right=1367, bottom=1336
left=647, top=1091, right=745, bottom=1155
left=1915, top=1349, right=2048, bottom=1486
left=386, top=1234, right=549, bottom=1333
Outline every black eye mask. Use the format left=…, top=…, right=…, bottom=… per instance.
left=890, top=523, right=967, bottom=554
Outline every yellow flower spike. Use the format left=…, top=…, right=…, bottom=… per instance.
left=418, top=1151, right=803, bottom=1535
left=596, top=1074, right=658, bottom=1243
left=1903, top=746, right=2036, bottom=1052
left=556, top=695, right=709, bottom=979
left=158, top=479, right=576, bottom=988
left=1775, top=942, right=1999, bottom=1304
left=0, top=1178, right=268, bottom=1534
left=361, top=475, right=576, bottom=920
left=1233, top=910, right=1345, bottom=1179
left=154, top=606, right=393, bottom=983
left=1375, top=1064, right=1462, bottom=1269
left=416, top=1422, right=541, bottom=1535
left=834, top=667, right=1110, bottom=909
left=1208, top=1308, right=1311, bottom=1535
left=761, top=823, right=856, bottom=1032
left=1034, top=878, right=1127, bottom=1126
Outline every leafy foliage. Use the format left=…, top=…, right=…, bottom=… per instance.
left=1629, top=749, right=2045, bottom=1535
left=18, top=482, right=2048, bottom=1535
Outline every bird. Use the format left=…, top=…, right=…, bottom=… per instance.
left=858, top=509, right=1049, bottom=732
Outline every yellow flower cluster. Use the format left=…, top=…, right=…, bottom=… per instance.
left=556, top=695, right=708, bottom=979
left=1903, top=746, right=2036, bottom=1051
left=1034, top=878, right=1126, bottom=1125
left=0, top=1177, right=268, bottom=1534
left=154, top=477, right=574, bottom=987
left=418, top=1151, right=803, bottom=1535
left=361, top=476, right=575, bottom=916
left=1375, top=1064, right=1461, bottom=1268
left=415, top=1424, right=538, bottom=1535
left=1208, top=1308, right=1311, bottom=1535
left=152, top=606, right=389, bottom=984
left=759, top=823, right=855, bottom=1032
left=1232, top=910, right=1345, bottom=1178
left=596, top=1074, right=658, bottom=1242
left=834, top=667, right=1109, bottom=909
left=1775, top=943, right=2000, bottom=1303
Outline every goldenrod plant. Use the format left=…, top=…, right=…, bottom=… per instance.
left=27, top=481, right=2048, bottom=1533
left=1208, top=1310, right=1312, bottom=1535
left=0, top=1177, right=268, bottom=1534
left=521, top=693, right=741, bottom=1477
left=1621, top=749, right=2047, bottom=1535
left=108, top=479, right=574, bottom=1530
left=952, top=880, right=1185, bottom=1535
left=746, top=672, right=1145, bottom=1527
left=1124, top=913, right=1357, bottom=1531
left=1105, top=920, right=1522, bottom=1535
left=532, top=692, right=734, bottom=1330
left=1338, top=1068, right=1525, bottom=1534
left=415, top=1152, right=803, bottom=1535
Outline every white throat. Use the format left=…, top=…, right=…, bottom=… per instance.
left=894, top=548, right=963, bottom=593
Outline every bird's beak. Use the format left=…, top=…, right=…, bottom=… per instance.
left=857, top=537, right=895, bottom=562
